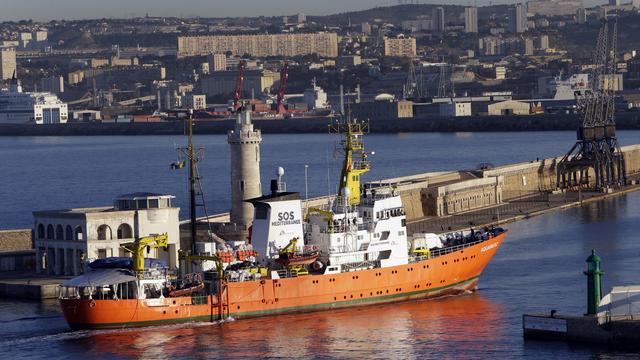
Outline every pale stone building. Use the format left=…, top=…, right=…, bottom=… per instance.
left=383, top=37, right=417, bottom=57
left=182, top=93, right=207, bottom=110
left=200, top=69, right=277, bottom=97
left=33, top=193, right=180, bottom=276
left=207, top=53, right=227, bottom=72
left=0, top=45, right=16, bottom=80
left=178, top=33, right=338, bottom=58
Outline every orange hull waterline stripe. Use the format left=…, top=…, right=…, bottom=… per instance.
left=61, top=233, right=505, bottom=329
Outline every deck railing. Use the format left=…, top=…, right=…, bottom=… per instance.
left=410, top=239, right=486, bottom=263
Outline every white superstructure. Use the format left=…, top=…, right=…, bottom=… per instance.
left=303, top=79, right=330, bottom=111
left=306, top=192, right=409, bottom=270
left=250, top=174, right=410, bottom=273
left=552, top=73, right=590, bottom=101
left=0, top=77, right=68, bottom=124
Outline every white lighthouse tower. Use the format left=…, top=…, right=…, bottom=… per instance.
left=227, top=107, right=262, bottom=241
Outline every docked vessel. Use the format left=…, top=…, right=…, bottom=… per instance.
left=59, top=113, right=506, bottom=330
left=0, top=75, right=68, bottom=124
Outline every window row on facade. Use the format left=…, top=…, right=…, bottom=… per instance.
left=35, top=223, right=133, bottom=241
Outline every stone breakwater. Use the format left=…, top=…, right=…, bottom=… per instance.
left=1, top=113, right=640, bottom=136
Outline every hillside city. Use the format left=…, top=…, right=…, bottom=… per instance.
left=0, top=0, right=639, bottom=124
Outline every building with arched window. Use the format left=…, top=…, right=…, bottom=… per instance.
left=33, top=193, right=180, bottom=276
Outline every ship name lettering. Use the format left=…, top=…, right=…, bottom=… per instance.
left=271, top=219, right=301, bottom=226
left=481, top=243, right=498, bottom=252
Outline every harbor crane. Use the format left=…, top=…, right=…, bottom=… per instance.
left=232, top=60, right=246, bottom=112
left=276, top=61, right=289, bottom=114
left=556, top=17, right=626, bottom=190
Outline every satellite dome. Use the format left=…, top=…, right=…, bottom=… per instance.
left=374, top=93, right=395, bottom=101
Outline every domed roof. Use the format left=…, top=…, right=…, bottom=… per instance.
left=374, top=93, right=395, bottom=101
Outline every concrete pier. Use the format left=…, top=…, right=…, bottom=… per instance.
left=523, top=313, right=640, bottom=347
left=0, top=272, right=69, bottom=299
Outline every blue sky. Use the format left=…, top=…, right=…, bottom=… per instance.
left=1, top=0, right=608, bottom=21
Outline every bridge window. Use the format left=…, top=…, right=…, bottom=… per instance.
left=37, top=224, right=45, bottom=239
left=65, top=225, right=73, bottom=241
left=46, top=224, right=54, bottom=239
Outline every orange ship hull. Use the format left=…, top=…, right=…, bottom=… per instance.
left=60, top=232, right=505, bottom=329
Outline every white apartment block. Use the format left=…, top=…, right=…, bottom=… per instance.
left=178, top=32, right=338, bottom=58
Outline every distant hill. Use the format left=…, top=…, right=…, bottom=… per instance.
left=308, top=4, right=465, bottom=26
left=49, top=29, right=97, bottom=49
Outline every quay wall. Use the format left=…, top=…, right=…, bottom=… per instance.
left=1, top=113, right=640, bottom=136
left=0, top=230, right=35, bottom=272
left=0, top=229, right=33, bottom=253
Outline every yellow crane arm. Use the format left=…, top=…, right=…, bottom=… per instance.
left=178, top=250, right=223, bottom=278
left=120, top=233, right=169, bottom=273
left=280, top=237, right=299, bottom=254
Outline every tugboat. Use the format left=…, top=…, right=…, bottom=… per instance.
left=58, top=111, right=507, bottom=329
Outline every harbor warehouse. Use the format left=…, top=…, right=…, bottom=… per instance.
left=177, top=33, right=338, bottom=58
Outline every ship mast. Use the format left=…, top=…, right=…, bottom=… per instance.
left=330, top=112, right=370, bottom=206
left=187, top=110, right=197, bottom=255
left=173, top=109, right=204, bottom=255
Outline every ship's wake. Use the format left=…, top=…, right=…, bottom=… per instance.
left=0, top=317, right=235, bottom=346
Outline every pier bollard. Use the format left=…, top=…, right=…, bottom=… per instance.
left=584, top=249, right=603, bottom=316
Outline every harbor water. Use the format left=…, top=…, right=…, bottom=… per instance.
left=1, top=131, right=640, bottom=358
left=1, top=131, right=638, bottom=229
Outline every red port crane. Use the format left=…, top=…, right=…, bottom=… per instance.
left=232, top=60, right=246, bottom=112
left=276, top=61, right=289, bottom=114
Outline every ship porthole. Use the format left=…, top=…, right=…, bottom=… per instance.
left=163, top=310, right=166, bottom=315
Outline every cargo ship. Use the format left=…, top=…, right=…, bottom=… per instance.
left=59, top=112, right=506, bottom=330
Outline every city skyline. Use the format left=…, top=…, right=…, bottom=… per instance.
left=0, top=0, right=609, bottom=22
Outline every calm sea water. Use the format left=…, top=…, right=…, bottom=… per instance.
left=1, top=131, right=638, bottom=229
left=1, top=131, right=640, bottom=359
